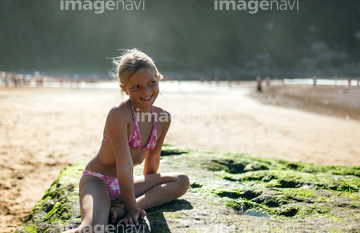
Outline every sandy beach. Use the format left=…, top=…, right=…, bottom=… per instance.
left=1, top=81, right=360, bottom=232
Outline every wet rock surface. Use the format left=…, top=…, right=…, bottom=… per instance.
left=16, top=145, right=360, bottom=232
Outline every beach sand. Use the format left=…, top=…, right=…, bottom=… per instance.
left=1, top=81, right=360, bottom=232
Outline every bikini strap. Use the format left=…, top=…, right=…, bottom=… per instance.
left=130, top=102, right=136, bottom=120
left=130, top=101, right=155, bottom=125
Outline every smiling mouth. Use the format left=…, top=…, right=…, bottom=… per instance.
left=140, top=94, right=153, bottom=100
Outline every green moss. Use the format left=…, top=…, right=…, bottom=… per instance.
left=233, top=200, right=330, bottom=218
left=316, top=196, right=331, bottom=202
left=225, top=200, right=238, bottom=209
left=215, top=189, right=243, bottom=198
left=202, top=154, right=360, bottom=177
left=14, top=225, right=38, bottom=233
left=203, top=157, right=272, bottom=173
left=190, top=181, right=203, bottom=188
left=213, top=188, right=263, bottom=200
left=15, top=162, right=85, bottom=233
left=221, top=170, right=359, bottom=192
left=280, top=188, right=316, bottom=199
left=343, top=192, right=360, bottom=201
left=160, top=144, right=190, bottom=156
left=17, top=146, right=360, bottom=232
left=297, top=204, right=330, bottom=215
left=276, top=205, right=300, bottom=217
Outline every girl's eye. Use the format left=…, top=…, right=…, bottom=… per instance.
left=132, top=85, right=140, bottom=89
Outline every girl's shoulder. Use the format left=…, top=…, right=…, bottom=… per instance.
left=153, top=105, right=171, bottom=116
left=153, top=106, right=171, bottom=125
left=153, top=105, right=168, bottom=113
left=107, top=101, right=132, bottom=122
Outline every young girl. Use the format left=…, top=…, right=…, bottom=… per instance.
left=65, top=49, right=189, bottom=232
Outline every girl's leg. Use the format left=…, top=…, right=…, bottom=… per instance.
left=64, top=175, right=111, bottom=233
left=134, top=172, right=190, bottom=209
left=110, top=172, right=189, bottom=224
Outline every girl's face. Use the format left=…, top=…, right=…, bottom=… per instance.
left=123, top=69, right=160, bottom=109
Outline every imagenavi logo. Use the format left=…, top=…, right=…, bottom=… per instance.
left=60, top=0, right=145, bottom=14
left=214, top=0, right=299, bottom=14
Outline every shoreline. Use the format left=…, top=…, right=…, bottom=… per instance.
left=250, top=83, right=360, bottom=122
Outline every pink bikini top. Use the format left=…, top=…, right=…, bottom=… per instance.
left=103, top=103, right=157, bottom=151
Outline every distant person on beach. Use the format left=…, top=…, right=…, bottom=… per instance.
left=64, top=49, right=189, bottom=232
left=0, top=72, right=9, bottom=87
left=313, top=76, right=317, bottom=86
left=256, top=76, right=262, bottom=92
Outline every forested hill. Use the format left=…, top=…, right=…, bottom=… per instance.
left=1, top=0, right=360, bottom=78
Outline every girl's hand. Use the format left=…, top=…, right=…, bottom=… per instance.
left=118, top=207, right=146, bottom=227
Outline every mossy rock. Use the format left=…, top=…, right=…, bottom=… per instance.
left=15, top=161, right=85, bottom=232
left=16, top=147, right=360, bottom=232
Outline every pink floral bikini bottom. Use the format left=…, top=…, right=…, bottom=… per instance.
left=81, top=170, right=121, bottom=201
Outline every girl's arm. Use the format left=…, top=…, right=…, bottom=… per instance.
left=143, top=112, right=171, bottom=175
left=106, top=108, right=145, bottom=226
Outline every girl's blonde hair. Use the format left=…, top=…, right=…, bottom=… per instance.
left=111, top=49, right=161, bottom=91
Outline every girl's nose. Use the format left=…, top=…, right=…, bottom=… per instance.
left=144, top=85, right=151, bottom=94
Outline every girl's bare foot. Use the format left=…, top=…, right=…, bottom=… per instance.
left=109, top=204, right=126, bottom=225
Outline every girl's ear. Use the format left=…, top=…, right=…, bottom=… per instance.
left=120, top=85, right=129, bottom=95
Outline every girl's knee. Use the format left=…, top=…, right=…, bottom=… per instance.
left=175, top=173, right=190, bottom=195
left=159, top=172, right=189, bottom=195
